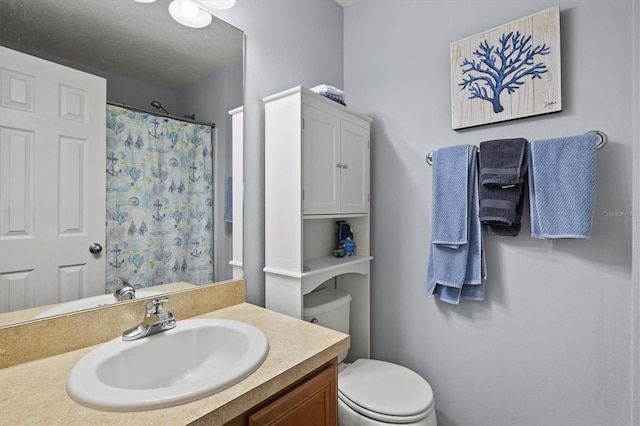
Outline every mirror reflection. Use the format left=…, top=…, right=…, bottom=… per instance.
left=0, top=0, right=244, bottom=325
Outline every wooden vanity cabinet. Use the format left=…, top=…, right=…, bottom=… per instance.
left=224, top=360, right=338, bottom=426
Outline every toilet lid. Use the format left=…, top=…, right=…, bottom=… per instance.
left=338, top=359, right=434, bottom=418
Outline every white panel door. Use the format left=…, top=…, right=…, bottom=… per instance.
left=0, top=46, right=106, bottom=312
left=302, top=105, right=341, bottom=215
left=340, top=120, right=369, bottom=214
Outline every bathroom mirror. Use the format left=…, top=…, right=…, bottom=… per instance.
left=0, top=0, right=244, bottom=326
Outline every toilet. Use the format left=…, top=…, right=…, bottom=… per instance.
left=303, top=287, right=437, bottom=426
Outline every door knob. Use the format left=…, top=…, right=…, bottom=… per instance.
left=89, top=243, right=103, bottom=254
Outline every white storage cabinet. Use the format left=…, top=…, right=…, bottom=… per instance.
left=229, top=106, right=244, bottom=279
left=263, top=86, right=372, bottom=361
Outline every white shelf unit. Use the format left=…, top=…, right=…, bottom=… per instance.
left=263, top=86, right=372, bottom=362
left=229, top=106, right=243, bottom=279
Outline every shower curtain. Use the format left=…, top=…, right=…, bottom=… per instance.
left=105, top=105, right=214, bottom=293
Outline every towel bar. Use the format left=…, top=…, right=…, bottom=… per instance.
left=425, top=130, right=607, bottom=165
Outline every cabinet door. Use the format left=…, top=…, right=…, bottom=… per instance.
left=248, top=363, right=337, bottom=426
left=340, top=120, right=369, bottom=214
left=302, top=105, right=341, bottom=215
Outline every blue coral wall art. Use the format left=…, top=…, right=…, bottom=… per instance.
left=450, top=6, right=561, bottom=129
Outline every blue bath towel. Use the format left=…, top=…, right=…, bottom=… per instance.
left=430, top=145, right=469, bottom=246
left=427, top=145, right=486, bottom=304
left=528, top=134, right=598, bottom=239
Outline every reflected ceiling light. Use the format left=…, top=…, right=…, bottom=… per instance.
left=198, top=0, right=236, bottom=9
left=133, top=0, right=157, bottom=3
left=169, top=0, right=213, bottom=28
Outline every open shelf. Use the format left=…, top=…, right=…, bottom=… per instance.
left=302, top=255, right=372, bottom=275
left=303, top=213, right=369, bottom=220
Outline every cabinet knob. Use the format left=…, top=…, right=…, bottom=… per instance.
left=342, top=163, right=349, bottom=169
left=336, top=162, right=343, bottom=168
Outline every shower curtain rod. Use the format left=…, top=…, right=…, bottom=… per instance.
left=424, top=130, right=607, bottom=166
left=107, top=100, right=215, bottom=128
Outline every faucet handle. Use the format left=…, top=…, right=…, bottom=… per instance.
left=114, top=278, right=136, bottom=301
left=146, top=296, right=169, bottom=316
left=122, top=296, right=175, bottom=341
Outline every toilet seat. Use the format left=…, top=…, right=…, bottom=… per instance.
left=338, top=359, right=435, bottom=423
left=338, top=390, right=432, bottom=424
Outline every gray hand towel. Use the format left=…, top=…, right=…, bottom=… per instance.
left=486, top=183, right=525, bottom=236
left=479, top=138, right=528, bottom=186
left=478, top=138, right=528, bottom=236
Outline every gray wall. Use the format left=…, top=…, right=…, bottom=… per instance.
left=103, top=72, right=176, bottom=114
left=205, top=0, right=638, bottom=424
left=344, top=1, right=639, bottom=425
left=178, top=63, right=244, bottom=282
left=206, top=0, right=345, bottom=305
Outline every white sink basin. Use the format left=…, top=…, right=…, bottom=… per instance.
left=35, top=290, right=161, bottom=319
left=66, top=318, right=269, bottom=411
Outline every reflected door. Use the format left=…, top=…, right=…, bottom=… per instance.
left=0, top=46, right=106, bottom=312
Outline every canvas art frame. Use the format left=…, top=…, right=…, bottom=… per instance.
left=451, top=6, right=561, bottom=129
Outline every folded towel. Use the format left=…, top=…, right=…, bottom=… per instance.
left=479, top=182, right=523, bottom=226
left=479, top=138, right=528, bottom=186
left=427, top=145, right=486, bottom=304
left=485, top=185, right=525, bottom=236
left=528, top=133, right=598, bottom=239
left=478, top=138, right=528, bottom=236
left=319, top=91, right=346, bottom=106
left=310, top=84, right=344, bottom=96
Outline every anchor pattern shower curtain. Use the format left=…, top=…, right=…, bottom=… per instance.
left=105, top=105, right=214, bottom=293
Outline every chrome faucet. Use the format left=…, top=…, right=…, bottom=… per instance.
left=122, top=296, right=176, bottom=341
left=113, top=278, right=136, bottom=301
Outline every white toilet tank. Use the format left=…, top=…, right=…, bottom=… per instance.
left=303, top=287, right=352, bottom=362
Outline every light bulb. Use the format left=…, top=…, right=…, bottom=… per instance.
left=179, top=1, right=199, bottom=17
left=168, top=0, right=212, bottom=28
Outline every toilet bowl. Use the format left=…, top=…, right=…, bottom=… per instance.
left=303, top=288, right=437, bottom=426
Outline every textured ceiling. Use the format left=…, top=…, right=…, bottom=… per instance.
left=0, top=0, right=244, bottom=90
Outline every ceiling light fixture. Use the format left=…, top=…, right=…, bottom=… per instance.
left=197, top=0, right=236, bottom=10
left=133, top=0, right=157, bottom=3
left=168, top=0, right=213, bottom=28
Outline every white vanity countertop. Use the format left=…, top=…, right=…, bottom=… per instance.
left=0, top=302, right=349, bottom=425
